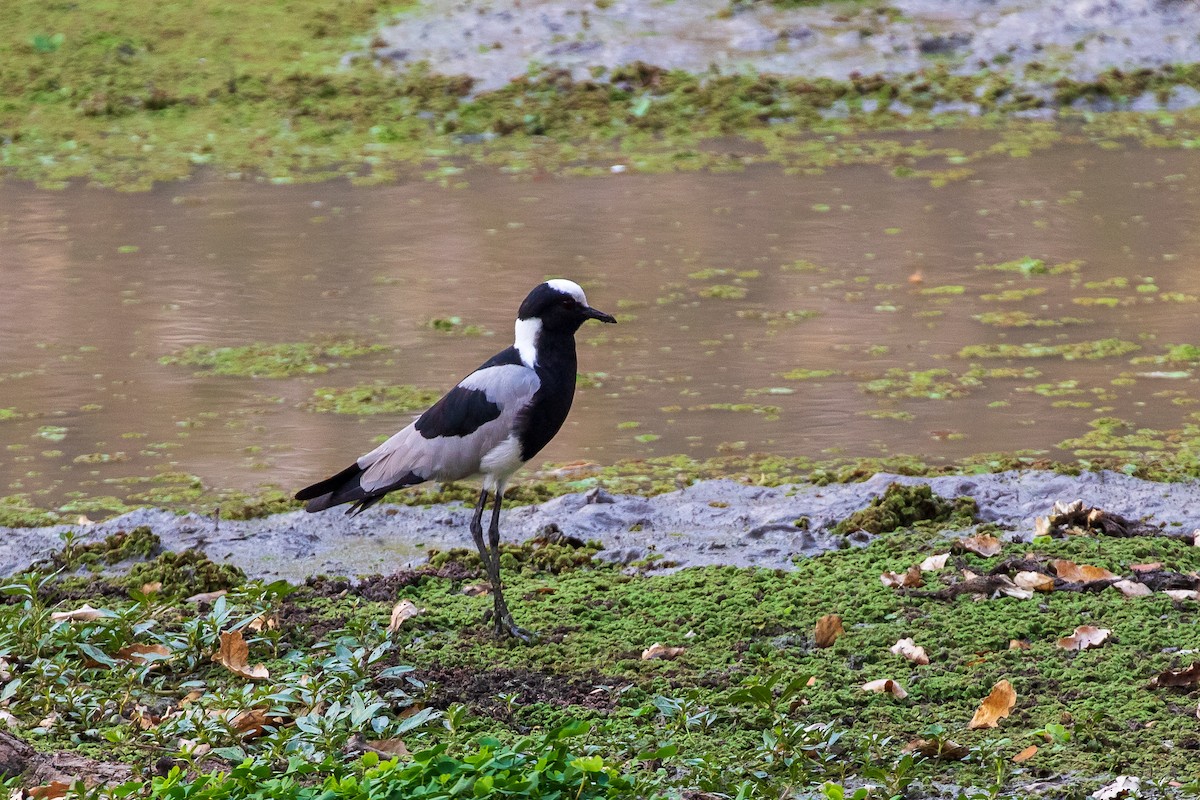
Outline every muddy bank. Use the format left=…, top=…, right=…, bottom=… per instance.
left=375, top=0, right=1200, bottom=104
left=2, top=470, right=1198, bottom=581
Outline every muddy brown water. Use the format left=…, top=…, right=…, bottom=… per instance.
left=2, top=139, right=1200, bottom=511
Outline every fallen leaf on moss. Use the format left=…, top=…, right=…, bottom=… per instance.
left=902, top=738, right=968, bottom=760
left=230, top=708, right=283, bottom=738
left=814, top=614, right=844, bottom=648
left=141, top=581, right=162, bottom=595
left=1130, top=562, right=1161, bottom=573
left=1112, top=579, right=1151, bottom=598
left=1013, top=571, right=1055, bottom=592
left=968, top=679, right=1016, bottom=729
left=1057, top=625, right=1110, bottom=651
left=248, top=614, right=278, bottom=632
left=50, top=604, right=106, bottom=623
left=861, top=679, right=908, bottom=699
left=1013, top=745, right=1038, bottom=763
left=1092, top=776, right=1141, bottom=800
left=890, top=638, right=929, bottom=665
left=1009, top=639, right=1030, bottom=650
left=642, top=643, right=686, bottom=661
left=1150, top=661, right=1200, bottom=688
left=1050, top=559, right=1117, bottom=582
left=919, top=553, right=949, bottom=571
left=212, top=630, right=268, bottom=681
left=387, top=600, right=424, bottom=633
left=116, top=643, right=171, bottom=664
left=462, top=583, right=492, bottom=596
left=994, top=575, right=1034, bottom=600
left=1163, top=589, right=1200, bottom=602
left=880, top=566, right=923, bottom=588
left=958, top=534, right=1003, bottom=557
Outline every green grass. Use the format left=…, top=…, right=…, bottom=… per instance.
left=7, top=514, right=1200, bottom=797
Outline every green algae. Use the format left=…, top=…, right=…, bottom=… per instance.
left=978, top=287, right=1047, bottom=302
left=307, top=383, right=442, bottom=415
left=973, top=311, right=1091, bottom=328
left=958, top=338, right=1141, bottom=360
left=780, top=368, right=840, bottom=381
left=860, top=368, right=982, bottom=400
left=426, top=317, right=487, bottom=335
left=698, top=284, right=748, bottom=300
left=160, top=339, right=390, bottom=377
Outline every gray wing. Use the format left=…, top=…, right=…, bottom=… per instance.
left=357, top=363, right=540, bottom=490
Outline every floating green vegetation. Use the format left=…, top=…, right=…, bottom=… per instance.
left=1057, top=416, right=1173, bottom=458
left=36, top=425, right=67, bottom=442
left=860, top=368, right=983, bottom=400
left=425, top=317, right=487, bottom=335
left=736, top=309, right=820, bottom=325
left=1083, top=276, right=1129, bottom=290
left=918, top=284, right=965, bottom=296
left=0, top=408, right=22, bottom=422
left=1072, top=296, right=1124, bottom=308
left=1130, top=344, right=1200, bottom=366
left=973, top=311, right=1091, bottom=328
left=860, top=409, right=914, bottom=421
left=307, top=383, right=442, bottom=415
left=688, top=268, right=759, bottom=280
left=687, top=403, right=781, bottom=420
left=781, top=259, right=825, bottom=272
left=698, top=284, right=747, bottom=300
left=979, top=287, right=1047, bottom=302
left=780, top=368, right=840, bottom=381
left=160, top=339, right=389, bottom=377
left=958, top=338, right=1141, bottom=360
left=973, top=257, right=1047, bottom=275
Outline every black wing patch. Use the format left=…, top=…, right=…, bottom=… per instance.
left=479, top=345, right=524, bottom=369
left=415, top=385, right=501, bottom=439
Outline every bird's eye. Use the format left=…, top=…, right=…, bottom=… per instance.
left=560, top=297, right=574, bottom=308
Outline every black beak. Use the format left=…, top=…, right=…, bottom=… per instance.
left=584, top=306, right=617, bottom=324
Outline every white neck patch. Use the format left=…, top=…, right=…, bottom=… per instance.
left=545, top=278, right=588, bottom=307
left=514, top=317, right=541, bottom=367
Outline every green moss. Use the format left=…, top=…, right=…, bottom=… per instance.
left=698, top=284, right=748, bottom=300
left=425, top=317, right=487, bottom=336
left=125, top=548, right=246, bottom=597
left=308, top=383, right=442, bottom=414
left=979, top=287, right=1047, bottom=302
left=160, top=339, right=389, bottom=377
left=973, top=257, right=1047, bottom=275
left=426, top=535, right=607, bottom=576
left=780, top=368, right=840, bottom=381
left=860, top=368, right=982, bottom=400
left=830, top=482, right=977, bottom=535
left=973, top=311, right=1091, bottom=328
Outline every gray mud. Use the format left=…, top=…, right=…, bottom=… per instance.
left=3, top=470, right=1199, bottom=582
left=371, top=0, right=1200, bottom=102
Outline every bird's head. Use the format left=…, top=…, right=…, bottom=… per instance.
left=518, top=279, right=616, bottom=333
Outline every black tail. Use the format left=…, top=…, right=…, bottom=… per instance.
left=295, top=462, right=423, bottom=515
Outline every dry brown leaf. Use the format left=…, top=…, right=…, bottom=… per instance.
left=968, top=679, right=1016, bottom=729
left=366, top=737, right=411, bottom=758
left=642, top=643, right=686, bottom=661
left=1163, top=589, right=1200, bottom=602
left=880, top=565, right=923, bottom=588
left=861, top=678, right=908, bottom=699
left=387, top=600, right=424, bottom=633
left=462, top=583, right=492, bottom=597
left=1050, top=559, right=1117, bottom=582
left=76, top=515, right=95, bottom=526
left=814, top=614, right=844, bottom=648
left=958, top=534, right=1003, bottom=558
left=50, top=604, right=106, bottom=623
left=902, top=737, right=968, bottom=760
left=212, top=630, right=269, bottom=681
left=230, top=708, right=282, bottom=738
left=29, top=783, right=70, bottom=800
left=1112, top=579, right=1152, bottom=598
left=1012, top=745, right=1038, bottom=763
left=116, top=643, right=171, bottom=664
left=919, top=553, right=950, bottom=572
left=248, top=614, right=278, bottom=632
left=1092, top=776, right=1141, bottom=800
left=890, top=638, right=930, bottom=665
left=994, top=575, right=1033, bottom=600
left=1149, top=661, right=1200, bottom=688
left=1130, top=562, right=1162, bottom=573
left=180, top=689, right=204, bottom=706
left=186, top=589, right=228, bottom=604
left=141, top=581, right=162, bottom=595
left=1009, top=639, right=1030, bottom=650
left=1013, top=571, right=1055, bottom=593
left=1056, top=625, right=1110, bottom=651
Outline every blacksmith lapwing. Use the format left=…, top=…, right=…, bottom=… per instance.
left=295, top=279, right=616, bottom=640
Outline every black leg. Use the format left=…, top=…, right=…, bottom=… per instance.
left=469, top=488, right=491, bottom=578
left=486, top=489, right=534, bottom=642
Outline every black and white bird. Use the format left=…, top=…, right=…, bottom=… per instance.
left=295, top=279, right=616, bottom=640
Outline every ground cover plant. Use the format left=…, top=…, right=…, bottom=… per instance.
left=6, top=493, right=1200, bottom=798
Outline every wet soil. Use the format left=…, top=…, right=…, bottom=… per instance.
left=414, top=664, right=618, bottom=720
left=3, top=470, right=1198, bottom=582
left=375, top=0, right=1200, bottom=104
